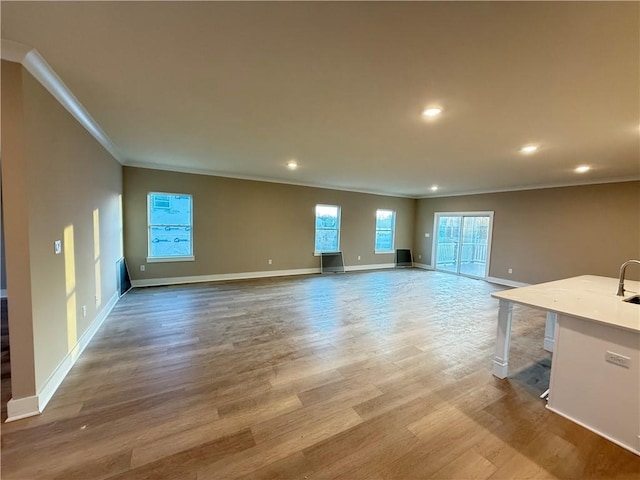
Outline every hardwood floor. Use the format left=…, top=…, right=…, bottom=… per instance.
left=1, top=270, right=638, bottom=479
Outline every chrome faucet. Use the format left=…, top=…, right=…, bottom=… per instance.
left=616, top=259, right=640, bottom=296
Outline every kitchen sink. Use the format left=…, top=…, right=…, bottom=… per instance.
left=623, top=295, right=640, bottom=304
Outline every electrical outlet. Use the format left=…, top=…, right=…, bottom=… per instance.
left=268, top=259, right=272, bottom=265
left=54, top=240, right=62, bottom=255
left=418, top=254, right=422, bottom=259
left=358, top=256, right=361, bottom=261
left=81, top=305, right=87, bottom=317
left=508, top=268, right=513, bottom=274
left=140, top=265, right=146, bottom=272
left=605, top=351, right=630, bottom=368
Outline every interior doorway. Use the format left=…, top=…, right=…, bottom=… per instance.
left=433, top=212, right=494, bottom=278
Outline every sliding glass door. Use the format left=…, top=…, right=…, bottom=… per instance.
left=434, top=212, right=493, bottom=278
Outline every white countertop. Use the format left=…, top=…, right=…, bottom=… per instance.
left=492, top=275, right=640, bottom=333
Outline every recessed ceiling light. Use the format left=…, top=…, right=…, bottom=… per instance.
left=422, top=107, right=442, bottom=118
left=431, top=185, right=439, bottom=192
left=286, top=160, right=298, bottom=170
left=575, top=165, right=590, bottom=173
left=520, top=145, right=538, bottom=154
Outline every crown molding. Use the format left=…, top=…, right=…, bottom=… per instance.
left=1, top=39, right=125, bottom=164
left=124, top=160, right=415, bottom=199
left=416, top=176, right=640, bottom=200
left=1, top=39, right=31, bottom=63
left=2, top=38, right=636, bottom=200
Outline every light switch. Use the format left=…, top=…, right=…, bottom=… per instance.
left=54, top=240, right=62, bottom=255
left=424, top=233, right=430, bottom=238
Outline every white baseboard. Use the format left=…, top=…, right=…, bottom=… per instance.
left=131, top=268, right=321, bottom=288
left=546, top=405, right=640, bottom=456
left=543, top=337, right=555, bottom=353
left=409, top=267, right=529, bottom=289
left=6, top=395, right=39, bottom=422
left=6, top=290, right=119, bottom=422
left=345, top=263, right=395, bottom=272
left=413, top=263, right=433, bottom=270
left=486, top=276, right=531, bottom=288
left=37, top=291, right=119, bottom=412
left=131, top=264, right=401, bottom=288
left=0, top=289, right=7, bottom=299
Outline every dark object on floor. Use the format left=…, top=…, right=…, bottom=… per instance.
left=395, top=248, right=413, bottom=267
left=117, top=257, right=132, bottom=296
left=321, top=252, right=345, bottom=273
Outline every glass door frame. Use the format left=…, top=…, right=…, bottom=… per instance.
left=431, top=211, right=494, bottom=279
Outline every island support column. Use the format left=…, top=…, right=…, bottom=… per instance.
left=493, top=299, right=513, bottom=378
left=544, top=312, right=558, bottom=352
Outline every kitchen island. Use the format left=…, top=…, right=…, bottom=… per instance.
left=491, top=275, right=640, bottom=455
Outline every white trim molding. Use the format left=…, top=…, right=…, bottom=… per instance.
left=417, top=176, right=640, bottom=199
left=125, top=161, right=414, bottom=199
left=0, top=39, right=125, bottom=164
left=413, top=266, right=530, bottom=289
left=5, top=291, right=119, bottom=422
left=146, top=256, right=195, bottom=263
left=6, top=395, right=39, bottom=422
left=546, top=405, right=640, bottom=456
left=1, top=39, right=31, bottom=63
left=2, top=40, right=636, bottom=201
left=485, top=276, right=531, bottom=288
left=131, top=264, right=398, bottom=288
left=132, top=268, right=321, bottom=288
left=37, top=291, right=119, bottom=412
left=413, top=263, right=433, bottom=270
left=345, top=263, right=395, bottom=272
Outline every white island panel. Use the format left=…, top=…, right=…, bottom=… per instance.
left=491, top=274, right=640, bottom=455
left=548, top=314, right=639, bottom=455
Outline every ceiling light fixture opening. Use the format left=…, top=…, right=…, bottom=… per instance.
left=422, top=107, right=442, bottom=118
left=286, top=160, right=298, bottom=170
left=520, top=145, right=539, bottom=154
left=575, top=165, right=590, bottom=173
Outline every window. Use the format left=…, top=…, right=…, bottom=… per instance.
left=375, top=209, right=396, bottom=253
left=147, top=192, right=194, bottom=262
left=315, top=204, right=341, bottom=253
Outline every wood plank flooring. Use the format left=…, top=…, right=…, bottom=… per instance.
left=1, top=270, right=639, bottom=479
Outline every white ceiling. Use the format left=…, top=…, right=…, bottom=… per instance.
left=2, top=1, right=639, bottom=197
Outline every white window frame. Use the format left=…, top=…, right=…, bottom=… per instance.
left=374, top=209, right=396, bottom=254
left=314, top=204, right=341, bottom=255
left=147, top=192, right=195, bottom=263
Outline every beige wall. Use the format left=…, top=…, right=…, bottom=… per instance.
left=1, top=61, right=123, bottom=396
left=415, top=182, right=640, bottom=284
left=123, top=167, right=415, bottom=280
left=124, top=168, right=639, bottom=286
left=1, top=61, right=36, bottom=398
